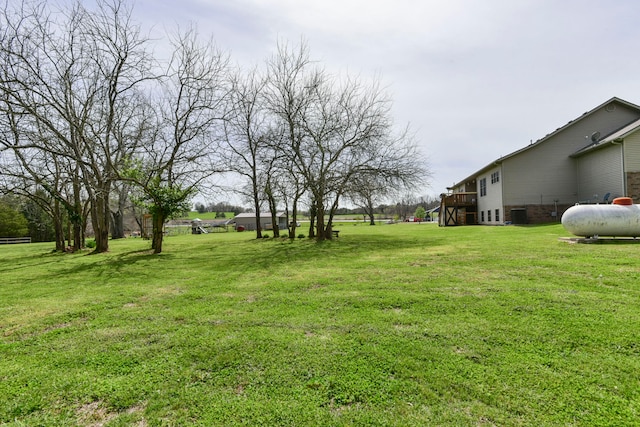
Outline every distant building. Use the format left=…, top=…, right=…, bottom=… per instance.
left=232, top=212, right=288, bottom=231
left=440, top=97, right=640, bottom=225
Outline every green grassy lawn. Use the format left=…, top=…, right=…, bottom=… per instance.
left=1, top=223, right=639, bottom=426
left=185, top=211, right=234, bottom=220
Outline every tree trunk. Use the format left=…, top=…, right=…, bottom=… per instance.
left=324, top=222, right=332, bottom=240
left=253, top=197, right=262, bottom=239
left=365, top=198, right=376, bottom=225
left=324, top=197, right=340, bottom=240
left=72, top=169, right=82, bottom=251
left=308, top=218, right=315, bottom=238
left=308, top=199, right=316, bottom=239
left=288, top=201, right=298, bottom=239
left=110, top=186, right=128, bottom=239
left=265, top=183, right=279, bottom=238
left=66, top=219, right=72, bottom=248
left=316, top=202, right=326, bottom=241
left=110, top=210, right=125, bottom=239
left=151, top=212, right=165, bottom=254
left=91, top=190, right=111, bottom=253
left=53, top=200, right=65, bottom=252
left=269, top=209, right=279, bottom=238
left=271, top=215, right=280, bottom=237
left=131, top=203, right=145, bottom=236
left=325, top=211, right=336, bottom=240
left=73, top=221, right=82, bottom=252
left=134, top=214, right=143, bottom=236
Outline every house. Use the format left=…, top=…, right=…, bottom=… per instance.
left=440, top=97, right=640, bottom=226
left=426, top=206, right=440, bottom=222
left=232, top=212, right=288, bottom=231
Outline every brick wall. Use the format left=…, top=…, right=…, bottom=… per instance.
left=504, top=204, right=573, bottom=224
left=627, top=172, right=640, bottom=202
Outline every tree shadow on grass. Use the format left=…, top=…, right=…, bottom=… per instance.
left=16, top=231, right=448, bottom=283
left=207, top=233, right=449, bottom=272
left=33, top=249, right=177, bottom=280
left=0, top=251, right=66, bottom=273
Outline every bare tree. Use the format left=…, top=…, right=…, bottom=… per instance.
left=126, top=25, right=229, bottom=253
left=222, top=67, right=272, bottom=238
left=349, top=126, right=429, bottom=225
left=0, top=0, right=155, bottom=253
left=262, top=150, right=283, bottom=238
left=273, top=153, right=307, bottom=238
left=394, top=192, right=419, bottom=220
left=1, top=2, right=427, bottom=250
left=264, top=41, right=323, bottom=238
left=109, top=181, right=129, bottom=239
left=0, top=105, right=84, bottom=250
left=108, top=91, right=149, bottom=239
left=266, top=41, right=427, bottom=240
left=347, top=175, right=391, bottom=225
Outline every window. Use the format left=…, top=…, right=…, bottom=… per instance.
left=491, top=171, right=500, bottom=184
left=495, top=209, right=500, bottom=222
left=479, top=178, right=487, bottom=197
left=481, top=211, right=485, bottom=222
left=487, top=210, right=492, bottom=222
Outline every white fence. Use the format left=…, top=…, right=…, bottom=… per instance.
left=0, top=237, right=32, bottom=244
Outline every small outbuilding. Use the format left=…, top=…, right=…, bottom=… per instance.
left=232, top=212, right=288, bottom=231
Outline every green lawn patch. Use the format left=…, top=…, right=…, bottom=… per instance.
left=185, top=211, right=234, bottom=220
left=1, top=223, right=639, bottom=425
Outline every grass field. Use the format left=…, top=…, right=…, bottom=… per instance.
left=1, top=222, right=639, bottom=426
left=185, top=212, right=233, bottom=220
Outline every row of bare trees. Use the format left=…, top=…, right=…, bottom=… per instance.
left=223, top=43, right=427, bottom=240
left=0, top=0, right=154, bottom=252
left=0, top=0, right=427, bottom=253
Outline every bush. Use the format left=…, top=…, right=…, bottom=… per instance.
left=297, top=234, right=305, bottom=239
left=0, top=203, right=28, bottom=237
left=262, top=234, right=270, bottom=238
left=86, top=239, right=96, bottom=249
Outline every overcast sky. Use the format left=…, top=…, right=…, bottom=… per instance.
left=131, top=0, right=640, bottom=198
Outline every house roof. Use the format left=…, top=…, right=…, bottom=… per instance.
left=447, top=97, right=640, bottom=190
left=570, top=116, right=640, bottom=157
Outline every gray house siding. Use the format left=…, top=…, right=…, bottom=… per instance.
left=503, top=100, right=640, bottom=207
left=502, top=143, right=575, bottom=206
left=623, top=132, right=640, bottom=201
left=476, top=166, right=503, bottom=224
left=624, top=131, right=640, bottom=172
left=576, top=144, right=624, bottom=202
left=444, top=97, right=640, bottom=225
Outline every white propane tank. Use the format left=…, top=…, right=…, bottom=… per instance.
left=561, top=197, right=640, bottom=237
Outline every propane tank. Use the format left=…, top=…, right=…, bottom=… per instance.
left=561, top=197, right=640, bottom=237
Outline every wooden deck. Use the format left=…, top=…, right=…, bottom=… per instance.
left=439, top=192, right=478, bottom=226
left=441, top=192, right=477, bottom=207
